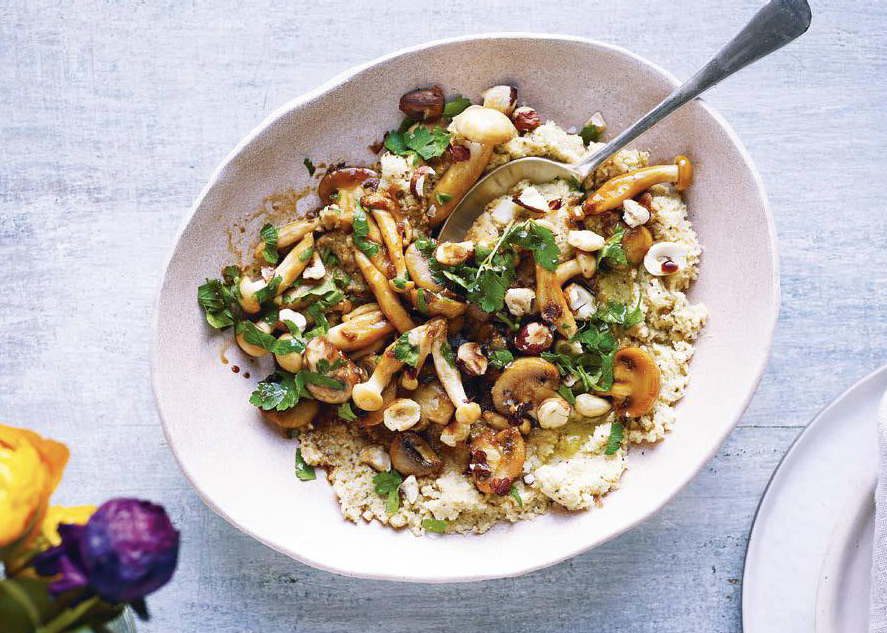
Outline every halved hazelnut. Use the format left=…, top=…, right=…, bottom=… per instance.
left=514, top=322, right=553, bottom=355
left=607, top=347, right=660, bottom=417
left=383, top=398, right=422, bottom=432
left=574, top=393, right=612, bottom=418
left=390, top=431, right=442, bottom=477
left=511, top=106, right=541, bottom=132
left=410, top=166, right=435, bottom=199
left=469, top=428, right=526, bottom=495
left=399, top=86, right=444, bottom=121
left=536, top=396, right=571, bottom=429
left=512, top=186, right=549, bottom=214
left=622, top=226, right=654, bottom=265
left=434, top=241, right=474, bottom=266
left=481, top=85, right=518, bottom=116
left=457, top=342, right=488, bottom=376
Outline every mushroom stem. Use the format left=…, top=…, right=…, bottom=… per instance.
left=252, top=219, right=318, bottom=260
left=428, top=141, right=495, bottom=227
left=580, top=156, right=693, bottom=216
left=354, top=250, right=417, bottom=334
left=400, top=318, right=443, bottom=390
left=407, top=288, right=467, bottom=318
left=404, top=242, right=445, bottom=292
left=371, top=208, right=415, bottom=292
left=273, top=233, right=315, bottom=295
left=352, top=328, right=428, bottom=410
left=326, top=310, right=394, bottom=351
left=430, top=323, right=481, bottom=446
left=342, top=302, right=381, bottom=322
left=535, top=263, right=578, bottom=339
left=554, top=251, right=598, bottom=286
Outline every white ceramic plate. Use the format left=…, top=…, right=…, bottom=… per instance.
left=742, top=364, right=885, bottom=632
left=151, top=34, right=779, bottom=582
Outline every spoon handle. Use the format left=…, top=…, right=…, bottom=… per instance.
left=575, top=0, right=811, bottom=178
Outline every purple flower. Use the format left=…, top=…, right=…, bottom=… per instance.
left=33, top=498, right=179, bottom=604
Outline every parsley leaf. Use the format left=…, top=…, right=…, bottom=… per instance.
left=494, top=311, right=520, bottom=331
left=597, top=225, right=628, bottom=268
left=236, top=321, right=303, bottom=355
left=579, top=123, right=601, bottom=144
left=301, top=371, right=344, bottom=390
left=337, top=402, right=358, bottom=422
left=435, top=192, right=452, bottom=205
left=385, top=126, right=451, bottom=161
left=592, top=298, right=644, bottom=330
left=250, top=371, right=308, bottom=411
left=507, top=221, right=560, bottom=271
left=443, top=96, right=471, bottom=118
left=197, top=278, right=237, bottom=329
left=295, top=448, right=316, bottom=480
left=489, top=349, right=514, bottom=369
left=303, top=158, right=316, bottom=176
left=604, top=421, right=624, bottom=455
left=299, top=245, right=314, bottom=262
left=439, top=339, right=457, bottom=368
left=558, top=384, right=576, bottom=404
left=260, top=224, right=279, bottom=264
left=416, top=288, right=429, bottom=314
left=394, top=333, right=420, bottom=367
left=352, top=203, right=380, bottom=257
left=422, top=518, right=448, bottom=533
left=509, top=484, right=523, bottom=507
left=373, top=469, right=403, bottom=514
left=253, top=276, right=281, bottom=305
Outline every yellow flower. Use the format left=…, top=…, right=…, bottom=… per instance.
left=0, top=424, right=69, bottom=550
left=41, top=505, right=96, bottom=545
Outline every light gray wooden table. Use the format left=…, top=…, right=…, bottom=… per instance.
left=2, top=1, right=884, bottom=630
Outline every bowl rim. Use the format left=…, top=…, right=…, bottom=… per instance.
left=150, top=32, right=780, bottom=582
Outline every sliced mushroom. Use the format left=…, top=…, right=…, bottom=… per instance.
left=535, top=262, right=578, bottom=339
left=412, top=380, right=456, bottom=426
left=317, top=166, right=379, bottom=206
left=326, top=310, right=395, bottom=351
left=643, top=241, right=687, bottom=276
left=389, top=432, right=442, bottom=477
left=580, top=156, right=693, bottom=216
left=262, top=399, right=319, bottom=430
left=404, top=242, right=445, bottom=292
left=492, top=357, right=560, bottom=419
left=303, top=337, right=361, bottom=404
left=351, top=339, right=406, bottom=411
left=469, top=428, right=526, bottom=495
left=451, top=105, right=518, bottom=145
left=623, top=226, right=654, bottom=266
left=354, top=250, right=416, bottom=333
left=252, top=219, right=318, bottom=260
left=481, top=85, right=517, bottom=116
left=427, top=141, right=495, bottom=227
left=607, top=347, right=660, bottom=417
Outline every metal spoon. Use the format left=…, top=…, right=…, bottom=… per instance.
left=438, top=0, right=811, bottom=242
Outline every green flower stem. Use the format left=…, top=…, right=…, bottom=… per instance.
left=36, top=595, right=100, bottom=633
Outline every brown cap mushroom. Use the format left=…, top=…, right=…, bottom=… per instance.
left=622, top=226, right=653, bottom=265
left=389, top=431, right=442, bottom=477
left=606, top=347, right=661, bottom=417
left=580, top=155, right=693, bottom=216
left=262, top=399, right=320, bottom=431
left=491, top=357, right=560, bottom=419
left=317, top=166, right=379, bottom=206
left=412, top=380, right=456, bottom=426
left=469, top=428, right=526, bottom=495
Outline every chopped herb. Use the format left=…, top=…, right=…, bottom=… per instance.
left=507, top=221, right=560, bottom=271
left=415, top=237, right=436, bottom=257
left=597, top=225, right=628, bottom=268
left=299, top=245, right=314, bottom=262
left=352, top=203, right=380, bottom=258
left=566, top=176, right=584, bottom=191
left=320, top=247, right=339, bottom=268
left=262, top=307, right=280, bottom=325
left=489, top=349, right=514, bottom=369
left=385, top=126, right=451, bottom=161
left=337, top=402, right=358, bottom=422
left=373, top=469, right=403, bottom=514
left=305, top=289, right=345, bottom=338
left=443, top=96, right=471, bottom=118
left=422, top=518, right=448, bottom=533
left=253, top=276, right=281, bottom=305
left=509, top=484, right=523, bottom=507
left=237, top=321, right=304, bottom=355
left=303, top=157, right=316, bottom=176
left=435, top=192, right=452, bottom=205
left=301, top=370, right=344, bottom=390
left=439, top=339, right=457, bottom=368
left=197, top=277, right=239, bottom=329
left=260, top=223, right=280, bottom=264
left=250, top=371, right=309, bottom=411
left=394, top=333, right=421, bottom=367
left=579, top=123, right=601, bottom=144
left=592, top=297, right=644, bottom=330
left=494, top=311, right=520, bottom=331
left=392, top=277, right=408, bottom=290
left=295, top=449, right=316, bottom=481
left=557, top=383, right=576, bottom=404
left=416, top=288, right=429, bottom=314
left=604, top=421, right=624, bottom=455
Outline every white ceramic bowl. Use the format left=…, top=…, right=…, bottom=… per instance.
left=151, top=34, right=779, bottom=582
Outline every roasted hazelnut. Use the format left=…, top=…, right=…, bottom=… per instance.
left=456, top=342, right=488, bottom=376
left=514, top=322, right=553, bottom=354
left=512, top=106, right=541, bottom=133
left=637, top=192, right=653, bottom=210
left=481, top=85, right=518, bottom=116
left=399, top=86, right=445, bottom=121
left=410, top=165, right=435, bottom=199
left=449, top=145, right=470, bottom=162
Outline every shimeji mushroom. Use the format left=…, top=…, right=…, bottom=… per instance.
left=341, top=302, right=380, bottom=321
left=579, top=155, right=693, bottom=217
left=555, top=250, right=597, bottom=286
left=406, top=288, right=467, bottom=319
left=404, top=243, right=445, bottom=292
left=274, top=333, right=304, bottom=372
left=317, top=166, right=379, bottom=223
left=240, top=234, right=317, bottom=313
left=430, top=325, right=481, bottom=446
left=491, top=357, right=573, bottom=429
left=412, top=380, right=456, bottom=426
left=468, top=428, right=526, bottom=495
left=351, top=326, right=429, bottom=410
left=262, top=399, right=319, bottom=431
left=303, top=337, right=361, bottom=404
left=355, top=382, right=397, bottom=428
left=252, top=219, right=318, bottom=260
left=354, top=250, right=416, bottom=334
left=235, top=320, right=274, bottom=357
left=369, top=207, right=415, bottom=293
left=604, top=347, right=661, bottom=417
left=327, top=310, right=394, bottom=351
left=400, top=320, right=441, bottom=390
left=389, top=431, right=442, bottom=477
left=535, top=262, right=578, bottom=339
left=301, top=249, right=326, bottom=280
